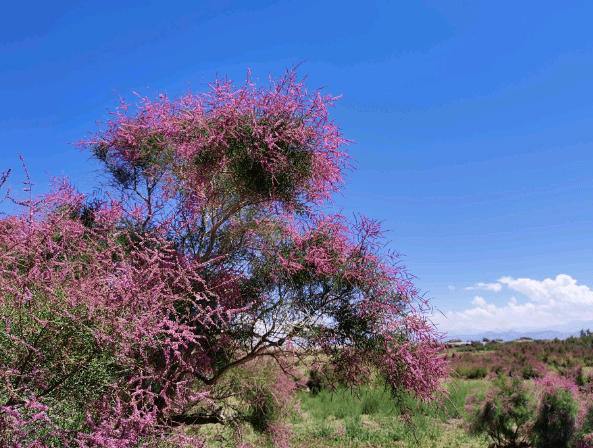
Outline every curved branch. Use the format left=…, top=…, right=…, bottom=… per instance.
left=167, top=412, right=224, bottom=426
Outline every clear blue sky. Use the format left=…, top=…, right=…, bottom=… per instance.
left=2, top=0, right=592, bottom=335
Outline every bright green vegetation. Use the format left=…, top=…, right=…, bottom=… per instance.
left=193, top=333, right=593, bottom=447
left=193, top=378, right=492, bottom=447
left=289, top=380, right=491, bottom=447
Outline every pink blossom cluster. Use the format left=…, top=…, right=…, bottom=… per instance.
left=0, top=173, right=241, bottom=446
left=0, top=67, right=452, bottom=445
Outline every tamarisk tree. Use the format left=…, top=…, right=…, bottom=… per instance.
left=0, top=68, right=451, bottom=446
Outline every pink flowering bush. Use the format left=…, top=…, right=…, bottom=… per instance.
left=530, top=374, right=593, bottom=448
left=449, top=344, right=548, bottom=380
left=232, top=356, right=299, bottom=434
left=573, top=382, right=593, bottom=448
left=464, top=367, right=593, bottom=448
left=1, top=67, right=452, bottom=446
left=464, top=372, right=535, bottom=448
left=575, top=434, right=593, bottom=448
left=78, top=64, right=453, bottom=404
left=0, top=170, right=223, bottom=447
left=530, top=386, right=578, bottom=448
left=574, top=404, right=593, bottom=448
left=447, top=334, right=593, bottom=381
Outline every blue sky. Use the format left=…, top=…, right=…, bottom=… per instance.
left=2, top=0, right=592, bottom=335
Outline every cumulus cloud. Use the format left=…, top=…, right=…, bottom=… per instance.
left=498, top=274, right=593, bottom=309
left=464, top=282, right=503, bottom=292
left=448, top=285, right=456, bottom=291
left=471, top=296, right=486, bottom=306
left=431, top=274, right=593, bottom=333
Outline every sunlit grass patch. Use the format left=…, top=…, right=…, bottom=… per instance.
left=289, top=379, right=491, bottom=447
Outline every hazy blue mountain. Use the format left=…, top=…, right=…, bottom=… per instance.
left=442, top=328, right=586, bottom=343
left=440, top=319, right=593, bottom=342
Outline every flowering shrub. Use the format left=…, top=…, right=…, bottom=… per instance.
left=575, top=434, right=593, bottom=448
left=446, top=335, right=593, bottom=381
left=449, top=346, right=547, bottom=380
left=463, top=369, right=593, bottom=448
left=454, top=363, right=489, bottom=379
left=464, top=372, right=535, bottom=448
left=451, top=335, right=593, bottom=448
left=530, top=386, right=578, bottom=448
left=305, top=369, right=328, bottom=395
left=1, top=66, right=453, bottom=445
left=0, top=172, right=221, bottom=447
left=574, top=404, right=593, bottom=448
left=78, top=66, right=454, bottom=422
left=262, top=420, right=294, bottom=448
left=237, top=357, right=298, bottom=434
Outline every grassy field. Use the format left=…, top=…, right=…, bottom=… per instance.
left=190, top=333, right=593, bottom=447
left=192, top=377, right=493, bottom=447
left=288, top=379, right=492, bottom=448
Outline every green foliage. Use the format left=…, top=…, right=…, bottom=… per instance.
left=214, top=358, right=297, bottom=437
left=455, top=364, right=489, bottom=379
left=574, top=365, right=586, bottom=387
left=192, top=119, right=314, bottom=203
left=293, top=381, right=485, bottom=446
left=574, top=404, right=593, bottom=448
left=361, top=394, right=380, bottom=415
left=244, top=388, right=276, bottom=433
left=312, top=423, right=336, bottom=439
left=0, top=288, right=129, bottom=445
left=531, top=387, right=578, bottom=448
left=465, top=373, right=535, bottom=448
left=92, top=133, right=174, bottom=190
left=229, top=136, right=312, bottom=202
left=417, top=379, right=485, bottom=422
left=344, top=415, right=366, bottom=440
left=521, top=363, right=542, bottom=379
left=306, top=369, right=327, bottom=395
left=579, top=329, right=593, bottom=350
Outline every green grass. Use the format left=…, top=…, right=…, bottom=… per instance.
left=286, top=379, right=492, bottom=447
left=191, top=378, right=492, bottom=447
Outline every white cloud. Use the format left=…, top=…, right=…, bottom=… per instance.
left=498, top=274, right=593, bottom=308
left=471, top=296, right=486, bottom=306
left=430, top=274, right=593, bottom=333
left=447, top=285, right=455, bottom=291
left=465, top=282, right=502, bottom=292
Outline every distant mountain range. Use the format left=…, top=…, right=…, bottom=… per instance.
left=443, top=321, right=593, bottom=342
left=440, top=320, right=593, bottom=343
left=441, top=329, right=579, bottom=342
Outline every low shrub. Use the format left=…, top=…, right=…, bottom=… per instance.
left=244, top=388, right=276, bottom=433
left=566, top=365, right=593, bottom=388
left=455, top=363, right=489, bottom=379
left=574, top=404, right=593, bottom=448
left=465, top=372, right=534, bottom=448
left=575, top=433, right=593, bottom=448
left=263, top=420, right=294, bottom=448
left=530, top=387, right=578, bottom=448
left=456, top=345, right=476, bottom=353
left=233, top=357, right=299, bottom=437
left=521, top=363, right=543, bottom=380
left=306, top=369, right=327, bottom=395
left=425, top=378, right=483, bottom=420
left=491, top=364, right=505, bottom=375
left=313, top=423, right=335, bottom=439
left=361, top=394, right=380, bottom=415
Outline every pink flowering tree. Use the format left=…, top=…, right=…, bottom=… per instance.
left=0, top=164, right=241, bottom=446
left=0, top=67, right=451, bottom=446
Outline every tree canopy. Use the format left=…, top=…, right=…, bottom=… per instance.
left=0, top=67, right=451, bottom=447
